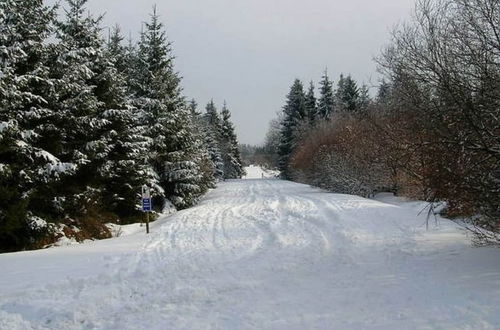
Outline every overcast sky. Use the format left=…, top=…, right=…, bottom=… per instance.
left=50, top=0, right=415, bottom=145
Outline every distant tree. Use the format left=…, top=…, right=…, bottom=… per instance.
left=278, top=79, right=306, bottom=179
left=376, top=79, right=392, bottom=105
left=188, top=98, right=200, bottom=116
left=203, top=100, right=225, bottom=180
left=317, top=70, right=334, bottom=119
left=262, top=116, right=282, bottom=168
left=305, top=81, right=317, bottom=124
left=188, top=99, right=216, bottom=190
left=220, top=102, right=244, bottom=179
left=336, top=74, right=360, bottom=113
left=358, top=84, right=371, bottom=113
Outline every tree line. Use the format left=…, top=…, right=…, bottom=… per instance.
left=271, top=0, right=500, bottom=244
left=0, top=0, right=243, bottom=252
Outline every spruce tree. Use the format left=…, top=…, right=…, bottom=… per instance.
left=189, top=100, right=216, bottom=190
left=278, top=79, right=306, bottom=179
left=317, top=70, right=334, bottom=119
left=132, top=7, right=204, bottom=209
left=305, top=81, right=317, bottom=124
left=47, top=0, right=107, bottom=217
left=188, top=98, right=200, bottom=117
left=336, top=74, right=360, bottom=113
left=358, top=84, right=371, bottom=113
left=377, top=80, right=392, bottom=105
left=101, top=25, right=151, bottom=221
left=342, top=75, right=360, bottom=113
left=44, top=0, right=143, bottom=222
left=220, top=102, right=244, bottom=179
left=0, top=0, right=58, bottom=250
left=203, top=100, right=224, bottom=180
left=107, top=25, right=128, bottom=74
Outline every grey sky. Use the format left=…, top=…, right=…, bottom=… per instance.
left=51, top=0, right=415, bottom=145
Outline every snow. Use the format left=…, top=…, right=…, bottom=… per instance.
left=1, top=168, right=499, bottom=329
left=27, top=215, right=47, bottom=231
left=40, top=162, right=77, bottom=177
left=243, top=164, right=279, bottom=179
left=34, top=150, right=59, bottom=164
left=0, top=121, right=13, bottom=133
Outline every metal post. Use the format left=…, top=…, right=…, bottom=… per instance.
left=146, top=211, right=150, bottom=234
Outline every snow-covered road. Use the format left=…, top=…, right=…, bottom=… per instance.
left=1, top=171, right=499, bottom=329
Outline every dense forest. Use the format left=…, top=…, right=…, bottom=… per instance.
left=269, top=0, right=500, bottom=244
left=0, top=0, right=244, bottom=252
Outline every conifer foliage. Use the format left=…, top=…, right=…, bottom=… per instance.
left=278, top=79, right=306, bottom=180
left=0, top=0, right=58, bottom=251
left=220, top=102, right=244, bottom=179
left=201, top=100, right=244, bottom=181
left=317, top=70, right=334, bottom=119
left=0, top=1, right=244, bottom=251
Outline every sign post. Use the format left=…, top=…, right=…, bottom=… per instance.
left=142, top=185, right=152, bottom=234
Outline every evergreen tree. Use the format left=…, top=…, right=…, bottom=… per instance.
left=317, top=70, right=334, bottom=119
left=343, top=75, right=360, bottom=113
left=220, top=102, right=244, bottom=179
left=0, top=0, right=58, bottom=250
left=336, top=74, right=360, bottom=113
left=132, top=7, right=204, bottom=209
left=102, top=24, right=151, bottom=221
left=278, top=79, right=306, bottom=179
left=188, top=98, right=200, bottom=117
left=305, top=81, right=317, bottom=124
left=376, top=79, right=392, bottom=105
left=46, top=0, right=131, bottom=220
left=107, top=25, right=128, bottom=74
left=189, top=100, right=216, bottom=190
left=358, top=84, right=371, bottom=113
left=335, top=74, right=346, bottom=110
left=203, top=100, right=224, bottom=180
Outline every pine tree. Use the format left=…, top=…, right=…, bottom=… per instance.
left=305, top=81, right=317, bottom=124
left=220, top=102, right=244, bottom=179
left=278, top=79, right=306, bottom=179
left=317, top=70, right=334, bottom=119
left=0, top=0, right=59, bottom=250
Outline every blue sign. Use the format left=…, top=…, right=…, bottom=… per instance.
left=142, top=198, right=152, bottom=211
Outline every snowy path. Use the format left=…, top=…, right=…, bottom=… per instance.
left=1, top=174, right=500, bottom=329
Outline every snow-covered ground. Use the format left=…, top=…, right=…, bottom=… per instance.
left=1, top=170, right=499, bottom=329
left=243, top=165, right=279, bottom=179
